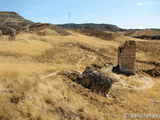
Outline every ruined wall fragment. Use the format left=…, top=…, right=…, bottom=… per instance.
left=118, top=40, right=136, bottom=75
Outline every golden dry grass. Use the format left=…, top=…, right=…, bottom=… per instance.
left=0, top=29, right=160, bottom=120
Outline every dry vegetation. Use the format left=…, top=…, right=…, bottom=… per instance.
left=0, top=28, right=160, bottom=120
left=75, top=29, right=116, bottom=40
left=124, top=29, right=160, bottom=40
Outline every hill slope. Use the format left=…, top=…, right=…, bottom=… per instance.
left=124, top=29, right=160, bottom=40
left=0, top=28, right=159, bottom=119
left=27, top=23, right=71, bottom=36
left=0, top=11, right=159, bottom=120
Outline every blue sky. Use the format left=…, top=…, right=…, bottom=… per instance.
left=0, top=0, right=159, bottom=29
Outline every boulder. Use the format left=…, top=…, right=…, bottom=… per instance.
left=78, top=67, right=114, bottom=96
left=0, top=26, right=16, bottom=39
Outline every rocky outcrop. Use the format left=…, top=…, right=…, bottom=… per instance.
left=124, top=29, right=160, bottom=40
left=0, top=26, right=16, bottom=38
left=60, top=66, right=114, bottom=97
left=0, top=11, right=34, bottom=30
left=78, top=67, right=114, bottom=96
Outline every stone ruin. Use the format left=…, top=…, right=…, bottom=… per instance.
left=118, top=40, right=136, bottom=75
left=61, top=67, right=115, bottom=97
left=0, top=26, right=16, bottom=39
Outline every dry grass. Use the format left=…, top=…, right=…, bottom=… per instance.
left=0, top=29, right=160, bottom=120
left=125, top=29, right=160, bottom=37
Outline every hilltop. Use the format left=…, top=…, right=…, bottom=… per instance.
left=58, top=23, right=160, bottom=40
left=0, top=11, right=33, bottom=29
left=1, top=11, right=159, bottom=40
left=58, top=23, right=126, bottom=31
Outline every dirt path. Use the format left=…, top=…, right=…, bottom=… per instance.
left=41, top=71, right=61, bottom=79
left=41, top=55, right=98, bottom=79
left=111, top=73, right=153, bottom=90
left=133, top=76, right=153, bottom=90
left=76, top=54, right=86, bottom=69
left=76, top=54, right=97, bottom=69
left=90, top=55, right=97, bottom=63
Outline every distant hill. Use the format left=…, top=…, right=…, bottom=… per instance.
left=58, top=23, right=126, bottom=32
left=124, top=29, right=160, bottom=40
left=151, top=29, right=160, bottom=31
left=0, top=11, right=34, bottom=29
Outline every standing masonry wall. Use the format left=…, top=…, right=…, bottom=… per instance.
left=118, top=40, right=136, bottom=75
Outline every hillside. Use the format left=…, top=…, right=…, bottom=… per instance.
left=0, top=11, right=160, bottom=120
left=124, top=29, right=160, bottom=40
left=0, top=11, right=33, bottom=29
left=27, top=23, right=71, bottom=36
left=0, top=26, right=160, bottom=120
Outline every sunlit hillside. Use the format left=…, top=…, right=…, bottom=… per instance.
left=0, top=28, right=160, bottom=120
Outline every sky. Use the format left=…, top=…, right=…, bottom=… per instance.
left=0, top=0, right=159, bottom=29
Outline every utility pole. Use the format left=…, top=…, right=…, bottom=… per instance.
left=69, top=11, right=70, bottom=24
left=68, top=11, right=71, bottom=29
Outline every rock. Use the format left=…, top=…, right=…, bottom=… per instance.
left=60, top=67, right=115, bottom=96
left=0, top=35, right=13, bottom=40
left=78, top=67, right=114, bottom=96
left=0, top=26, right=16, bottom=39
